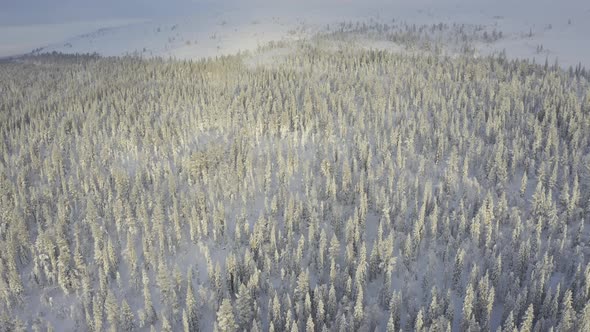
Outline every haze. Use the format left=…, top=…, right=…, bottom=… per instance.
left=2, top=0, right=589, bottom=63
left=2, top=1, right=590, bottom=331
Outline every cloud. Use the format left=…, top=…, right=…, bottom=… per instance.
left=0, top=0, right=435, bottom=23
left=1, top=0, right=586, bottom=25
left=0, top=0, right=212, bottom=24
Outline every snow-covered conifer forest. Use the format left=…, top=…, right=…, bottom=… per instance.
left=1, top=28, right=590, bottom=332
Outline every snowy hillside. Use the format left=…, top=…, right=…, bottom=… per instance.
left=24, top=1, right=590, bottom=67
left=0, top=19, right=143, bottom=58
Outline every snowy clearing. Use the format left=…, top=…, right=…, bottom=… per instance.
left=12, top=1, right=587, bottom=67
left=0, top=19, right=144, bottom=58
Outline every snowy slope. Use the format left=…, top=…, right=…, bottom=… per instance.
left=0, top=19, right=143, bottom=58
left=35, top=6, right=383, bottom=59
left=7, top=1, right=590, bottom=67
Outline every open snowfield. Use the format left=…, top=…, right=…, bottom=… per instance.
left=0, top=19, right=144, bottom=58
left=1, top=1, right=589, bottom=67
left=0, top=0, right=586, bottom=67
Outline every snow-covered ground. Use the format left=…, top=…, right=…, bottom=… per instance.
left=0, top=19, right=144, bottom=58
left=3, top=1, right=590, bottom=67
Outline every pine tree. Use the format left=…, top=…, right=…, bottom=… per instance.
left=186, top=277, right=199, bottom=332
left=120, top=299, right=135, bottom=332
left=558, top=290, right=574, bottom=332
left=304, top=292, right=313, bottom=319
left=271, top=292, right=282, bottom=329
left=306, top=315, right=315, bottom=332
left=330, top=259, right=338, bottom=286
left=368, top=243, right=380, bottom=281
left=93, top=295, right=104, bottom=332
left=568, top=175, right=580, bottom=218
left=105, top=290, right=119, bottom=330
left=462, top=284, right=475, bottom=331
left=217, top=299, right=237, bottom=332
left=503, top=311, right=515, bottom=332
left=415, top=309, right=424, bottom=332
left=386, top=314, right=396, bottom=332
left=296, top=269, right=310, bottom=302
left=328, top=284, right=337, bottom=321
left=316, top=296, right=325, bottom=326
left=236, top=283, right=253, bottom=329
left=183, top=309, right=190, bottom=332
left=161, top=314, right=172, bottom=332
left=142, top=271, right=157, bottom=326
left=579, top=301, right=590, bottom=332
left=520, top=304, right=534, bottom=332
left=453, top=249, right=465, bottom=291
left=354, top=287, right=364, bottom=328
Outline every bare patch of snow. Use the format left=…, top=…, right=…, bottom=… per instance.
left=5, top=1, right=590, bottom=67
left=0, top=19, right=144, bottom=58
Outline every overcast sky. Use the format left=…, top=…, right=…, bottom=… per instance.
left=0, top=0, right=458, bottom=24
left=1, top=0, right=586, bottom=25
left=0, top=0, right=590, bottom=25
left=0, top=0, right=203, bottom=23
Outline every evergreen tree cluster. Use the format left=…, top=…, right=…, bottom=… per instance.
left=0, top=40, right=589, bottom=331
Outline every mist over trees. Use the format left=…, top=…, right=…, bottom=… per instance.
left=1, top=35, right=590, bottom=331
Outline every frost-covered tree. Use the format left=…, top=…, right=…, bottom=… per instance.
left=216, top=299, right=237, bottom=332
left=1, top=31, right=589, bottom=331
